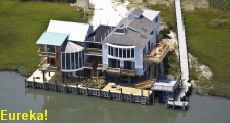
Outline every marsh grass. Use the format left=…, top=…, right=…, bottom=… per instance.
left=0, top=0, right=86, bottom=75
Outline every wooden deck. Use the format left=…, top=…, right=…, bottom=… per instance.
left=26, top=69, right=153, bottom=105
left=144, top=43, right=169, bottom=63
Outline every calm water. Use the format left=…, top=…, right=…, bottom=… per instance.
left=0, top=71, right=230, bottom=123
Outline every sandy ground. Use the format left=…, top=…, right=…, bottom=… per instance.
left=89, top=0, right=129, bottom=28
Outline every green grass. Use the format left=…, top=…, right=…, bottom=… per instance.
left=0, top=0, right=86, bottom=75
left=184, top=8, right=230, bottom=97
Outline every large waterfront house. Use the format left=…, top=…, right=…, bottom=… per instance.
left=35, top=8, right=180, bottom=94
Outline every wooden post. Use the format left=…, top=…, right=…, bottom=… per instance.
left=87, top=88, right=89, bottom=96
left=120, top=88, right=123, bottom=101
left=65, top=83, right=68, bottom=93
left=131, top=93, right=133, bottom=103
left=25, top=79, right=27, bottom=87
left=48, top=71, right=50, bottom=77
left=62, top=72, right=64, bottom=83
left=109, top=90, right=111, bottom=100
left=42, top=70, right=45, bottom=82
left=55, top=81, right=58, bottom=92
left=76, top=83, right=79, bottom=95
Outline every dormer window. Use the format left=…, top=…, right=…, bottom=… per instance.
left=114, top=28, right=126, bottom=34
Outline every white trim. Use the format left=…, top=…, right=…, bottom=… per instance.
left=61, top=67, right=84, bottom=72
left=106, top=43, right=135, bottom=48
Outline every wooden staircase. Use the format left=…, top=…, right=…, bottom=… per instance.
left=135, top=80, right=154, bottom=89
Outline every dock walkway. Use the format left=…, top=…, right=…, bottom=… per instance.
left=166, top=0, right=192, bottom=109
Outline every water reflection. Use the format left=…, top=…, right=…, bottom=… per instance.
left=0, top=72, right=230, bottom=123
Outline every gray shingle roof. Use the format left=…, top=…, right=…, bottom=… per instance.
left=104, top=8, right=154, bottom=48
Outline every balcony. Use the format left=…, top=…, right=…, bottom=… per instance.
left=144, top=43, right=169, bottom=63
left=38, top=59, right=57, bottom=72
left=37, top=48, right=56, bottom=58
left=106, top=67, right=135, bottom=76
left=85, top=48, right=102, bottom=56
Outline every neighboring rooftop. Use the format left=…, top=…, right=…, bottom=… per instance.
left=47, top=20, right=90, bottom=42
left=86, top=25, right=115, bottom=43
left=104, top=8, right=157, bottom=48
left=36, top=32, right=68, bottom=46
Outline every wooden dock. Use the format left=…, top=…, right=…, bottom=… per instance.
left=25, top=79, right=153, bottom=105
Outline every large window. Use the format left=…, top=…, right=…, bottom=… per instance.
left=124, top=61, right=135, bottom=70
left=108, top=58, right=120, bottom=68
left=61, top=51, right=84, bottom=71
left=108, top=45, right=134, bottom=58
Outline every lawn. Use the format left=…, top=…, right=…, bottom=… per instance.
left=184, top=8, right=230, bottom=97
left=0, top=0, right=86, bottom=75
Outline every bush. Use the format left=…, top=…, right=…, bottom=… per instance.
left=209, top=19, right=230, bottom=28
left=164, top=52, right=180, bottom=78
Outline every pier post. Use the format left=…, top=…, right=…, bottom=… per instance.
left=120, top=88, right=123, bottom=101
left=76, top=83, right=79, bottom=95
left=131, top=93, right=133, bottom=103
left=173, top=101, right=175, bottom=110
left=42, top=70, right=45, bottom=82
left=24, top=79, right=27, bottom=87
left=65, top=83, right=67, bottom=93
left=55, top=81, right=58, bottom=92
left=87, top=88, right=89, bottom=96
left=108, top=90, right=111, bottom=100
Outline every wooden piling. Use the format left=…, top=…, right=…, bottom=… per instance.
left=120, top=88, right=123, bottom=101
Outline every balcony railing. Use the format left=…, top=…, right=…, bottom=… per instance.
left=37, top=48, right=56, bottom=57
left=38, top=59, right=57, bottom=71
left=144, top=43, right=170, bottom=63
left=84, top=48, right=102, bottom=56
left=106, top=67, right=135, bottom=76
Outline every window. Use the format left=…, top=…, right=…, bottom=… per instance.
left=119, top=48, right=122, bottom=57
left=62, top=53, right=65, bottom=69
left=66, top=53, right=70, bottom=69
left=124, top=61, right=135, bottom=70
left=111, top=47, right=114, bottom=56
left=131, top=48, right=134, bottom=58
left=123, top=49, right=126, bottom=58
left=127, top=49, right=130, bottom=58
left=47, top=45, right=55, bottom=53
left=71, top=53, right=75, bottom=69
left=75, top=52, right=79, bottom=68
left=108, top=46, right=111, bottom=55
left=79, top=52, right=82, bottom=67
left=115, top=48, right=118, bottom=57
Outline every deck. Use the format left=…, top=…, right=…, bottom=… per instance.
left=26, top=69, right=153, bottom=105
left=105, top=67, right=135, bottom=76
left=144, top=43, right=169, bottom=63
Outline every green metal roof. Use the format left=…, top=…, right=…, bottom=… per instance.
left=36, top=32, right=68, bottom=46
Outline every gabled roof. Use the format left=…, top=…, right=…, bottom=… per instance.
left=47, top=20, right=89, bottom=42
left=36, top=32, right=68, bottom=46
left=104, top=8, right=155, bottom=48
